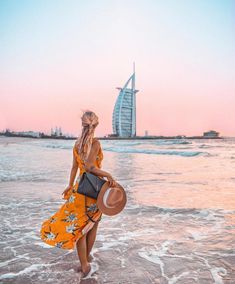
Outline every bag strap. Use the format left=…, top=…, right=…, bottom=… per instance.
left=84, top=193, right=96, bottom=223
left=86, top=213, right=96, bottom=223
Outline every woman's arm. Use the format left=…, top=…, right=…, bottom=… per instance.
left=62, top=151, right=79, bottom=198
left=84, top=140, right=117, bottom=187
left=68, top=151, right=79, bottom=187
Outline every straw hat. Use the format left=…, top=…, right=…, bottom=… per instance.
left=97, top=181, right=127, bottom=216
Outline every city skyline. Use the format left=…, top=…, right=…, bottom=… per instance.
left=0, top=0, right=234, bottom=137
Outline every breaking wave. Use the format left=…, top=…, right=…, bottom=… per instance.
left=102, top=146, right=209, bottom=157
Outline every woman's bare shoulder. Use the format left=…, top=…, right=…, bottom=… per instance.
left=92, top=137, right=100, bottom=143
left=92, top=137, right=101, bottom=148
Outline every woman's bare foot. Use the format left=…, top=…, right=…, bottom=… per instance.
left=77, top=254, right=94, bottom=272
left=81, top=263, right=91, bottom=278
left=88, top=254, right=93, bottom=262
left=77, top=255, right=92, bottom=272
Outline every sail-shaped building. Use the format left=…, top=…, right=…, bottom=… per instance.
left=112, top=67, right=139, bottom=137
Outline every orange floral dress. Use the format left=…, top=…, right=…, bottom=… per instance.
left=40, top=139, right=103, bottom=250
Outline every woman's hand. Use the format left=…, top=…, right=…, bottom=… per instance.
left=62, top=185, right=73, bottom=198
left=107, top=174, right=118, bottom=187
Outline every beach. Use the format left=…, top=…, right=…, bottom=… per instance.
left=0, top=136, right=235, bottom=283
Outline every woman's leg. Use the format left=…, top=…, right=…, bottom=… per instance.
left=76, top=233, right=91, bottom=274
left=86, top=221, right=99, bottom=260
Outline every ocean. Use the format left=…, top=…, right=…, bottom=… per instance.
left=0, top=136, right=235, bottom=283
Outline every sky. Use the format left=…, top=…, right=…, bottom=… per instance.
left=0, top=0, right=234, bottom=137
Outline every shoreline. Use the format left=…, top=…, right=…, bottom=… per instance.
left=0, top=134, right=227, bottom=140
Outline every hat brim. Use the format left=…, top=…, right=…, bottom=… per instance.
left=97, top=182, right=127, bottom=216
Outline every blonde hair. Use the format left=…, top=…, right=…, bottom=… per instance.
left=75, top=110, right=99, bottom=162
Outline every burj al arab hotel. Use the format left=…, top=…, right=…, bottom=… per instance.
left=112, top=66, right=139, bottom=137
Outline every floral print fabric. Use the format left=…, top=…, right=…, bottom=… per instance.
left=40, top=140, right=103, bottom=250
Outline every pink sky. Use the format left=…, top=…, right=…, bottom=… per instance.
left=0, top=0, right=234, bottom=137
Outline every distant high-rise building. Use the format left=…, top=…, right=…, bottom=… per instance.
left=112, top=65, right=139, bottom=137
left=51, top=126, right=62, bottom=136
left=55, top=126, right=59, bottom=136
left=203, top=130, right=219, bottom=137
left=58, top=127, right=62, bottom=136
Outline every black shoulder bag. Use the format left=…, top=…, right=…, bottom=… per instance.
left=77, top=172, right=107, bottom=199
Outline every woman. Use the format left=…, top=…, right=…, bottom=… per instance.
left=40, top=110, right=117, bottom=278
